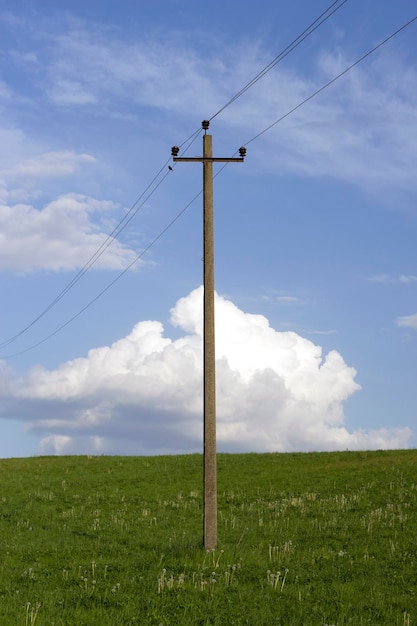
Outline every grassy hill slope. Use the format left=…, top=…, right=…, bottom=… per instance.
left=0, top=450, right=416, bottom=624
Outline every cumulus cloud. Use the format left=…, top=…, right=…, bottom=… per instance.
left=0, top=192, right=138, bottom=271
left=0, top=287, right=411, bottom=455
left=0, top=119, right=139, bottom=273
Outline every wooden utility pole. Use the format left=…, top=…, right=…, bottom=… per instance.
left=171, top=121, right=246, bottom=550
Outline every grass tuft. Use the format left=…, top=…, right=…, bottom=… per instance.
left=0, top=450, right=416, bottom=624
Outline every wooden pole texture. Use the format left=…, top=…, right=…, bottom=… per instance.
left=202, top=133, right=217, bottom=550
left=171, top=124, right=245, bottom=550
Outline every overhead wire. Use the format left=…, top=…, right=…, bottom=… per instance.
left=0, top=0, right=347, bottom=354
left=209, top=0, right=348, bottom=121
left=0, top=127, right=202, bottom=351
left=4, top=8, right=416, bottom=359
left=242, top=14, right=417, bottom=148
left=0, top=158, right=170, bottom=350
left=1, top=187, right=205, bottom=359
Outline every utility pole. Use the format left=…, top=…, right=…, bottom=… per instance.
left=171, top=121, right=246, bottom=550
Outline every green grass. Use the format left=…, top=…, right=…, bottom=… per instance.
left=0, top=450, right=416, bottom=624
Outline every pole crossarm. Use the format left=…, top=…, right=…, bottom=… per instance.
left=173, top=157, right=244, bottom=163
left=171, top=138, right=246, bottom=164
left=170, top=121, right=245, bottom=551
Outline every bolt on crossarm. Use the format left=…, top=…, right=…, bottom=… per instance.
left=171, top=121, right=246, bottom=550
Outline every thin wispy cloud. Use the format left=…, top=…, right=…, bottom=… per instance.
left=0, top=3, right=415, bottom=458
left=371, top=274, right=417, bottom=284
left=397, top=313, right=417, bottom=330
left=4, top=151, right=96, bottom=180
left=0, top=14, right=415, bottom=279
left=399, top=275, right=417, bottom=284
left=3, top=17, right=417, bottom=196
left=276, top=295, right=304, bottom=304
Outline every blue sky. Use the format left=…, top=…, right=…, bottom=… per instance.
left=0, top=0, right=416, bottom=457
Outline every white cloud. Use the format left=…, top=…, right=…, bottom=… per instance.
left=6, top=151, right=96, bottom=179
left=0, top=192, right=138, bottom=271
left=244, top=55, right=417, bottom=193
left=0, top=287, right=411, bottom=455
left=48, top=79, right=98, bottom=105
left=276, top=295, right=303, bottom=303
left=44, top=29, right=228, bottom=114
left=3, top=21, right=414, bottom=195
left=0, top=124, right=137, bottom=273
left=372, top=274, right=417, bottom=284
left=0, top=146, right=97, bottom=203
left=66, top=34, right=417, bottom=192
left=399, top=275, right=417, bottom=284
left=397, top=313, right=417, bottom=329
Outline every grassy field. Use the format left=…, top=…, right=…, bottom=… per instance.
left=0, top=450, right=416, bottom=625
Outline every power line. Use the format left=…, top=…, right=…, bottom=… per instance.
left=0, top=1, right=345, bottom=352
left=0, top=127, right=202, bottom=351
left=3, top=11, right=415, bottom=359
left=0, top=159, right=169, bottom=350
left=1, top=187, right=204, bottom=359
left=243, top=15, right=417, bottom=148
left=210, top=0, right=348, bottom=121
